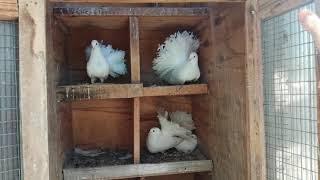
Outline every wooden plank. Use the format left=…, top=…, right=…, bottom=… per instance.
left=19, top=0, right=50, bottom=179
left=71, top=99, right=133, bottom=149
left=51, top=0, right=243, bottom=3
left=245, top=0, right=266, bottom=180
left=143, top=84, right=208, bottom=97
left=133, top=98, right=140, bottom=163
left=130, top=16, right=140, bottom=83
left=259, top=0, right=313, bottom=19
left=57, top=84, right=143, bottom=101
left=0, top=0, right=18, bottom=20
left=143, top=174, right=195, bottom=180
left=192, top=5, right=250, bottom=180
left=63, top=160, right=213, bottom=179
left=54, top=6, right=209, bottom=17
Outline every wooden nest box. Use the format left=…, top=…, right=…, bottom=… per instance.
left=19, top=0, right=264, bottom=180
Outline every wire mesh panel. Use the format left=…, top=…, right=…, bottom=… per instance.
left=262, top=3, right=318, bottom=180
left=0, top=21, right=20, bottom=180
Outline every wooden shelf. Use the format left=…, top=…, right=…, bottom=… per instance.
left=56, top=84, right=143, bottom=101
left=143, top=84, right=208, bottom=97
left=63, top=160, right=212, bottom=180
left=57, top=83, right=208, bottom=101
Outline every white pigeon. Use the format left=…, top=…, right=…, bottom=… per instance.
left=157, top=110, right=192, bottom=139
left=86, top=40, right=109, bottom=83
left=153, top=31, right=200, bottom=85
left=146, top=127, right=183, bottom=153
left=175, top=134, right=198, bottom=153
left=86, top=40, right=127, bottom=83
left=169, top=111, right=196, bottom=131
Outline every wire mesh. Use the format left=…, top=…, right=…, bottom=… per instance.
left=0, top=21, right=20, bottom=180
left=262, top=2, right=318, bottom=180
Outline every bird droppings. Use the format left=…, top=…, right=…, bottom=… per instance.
left=64, top=149, right=133, bottom=168
left=141, top=148, right=207, bottom=164
left=64, top=148, right=207, bottom=168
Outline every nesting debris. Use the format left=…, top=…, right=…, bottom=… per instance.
left=65, top=149, right=133, bottom=168
left=141, top=148, right=207, bottom=164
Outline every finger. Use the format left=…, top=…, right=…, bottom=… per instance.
left=299, top=10, right=320, bottom=49
left=299, top=10, right=320, bottom=33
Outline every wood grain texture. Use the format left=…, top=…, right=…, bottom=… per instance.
left=133, top=98, right=140, bottom=163
left=51, top=0, right=243, bottom=3
left=71, top=99, right=133, bottom=149
left=130, top=16, right=141, bottom=83
left=57, top=16, right=129, bottom=29
left=54, top=6, right=209, bottom=17
left=143, top=84, right=208, bottom=97
left=57, top=84, right=143, bottom=101
left=63, top=160, right=213, bottom=179
left=258, top=0, right=313, bottom=19
left=0, top=0, right=18, bottom=20
left=139, top=16, right=208, bottom=30
left=19, top=0, right=51, bottom=179
left=143, top=173, right=195, bottom=180
left=245, top=0, right=266, bottom=179
left=192, top=5, right=251, bottom=180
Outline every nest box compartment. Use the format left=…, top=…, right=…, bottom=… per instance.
left=50, top=2, right=253, bottom=180
left=55, top=16, right=131, bottom=85
left=139, top=16, right=209, bottom=86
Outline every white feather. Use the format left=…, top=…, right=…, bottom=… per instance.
left=153, top=31, right=200, bottom=84
left=86, top=40, right=127, bottom=79
left=146, top=127, right=183, bottom=153
left=175, top=134, right=197, bottom=153
left=157, top=110, right=192, bottom=139
left=169, top=111, right=196, bottom=131
left=86, top=40, right=109, bottom=83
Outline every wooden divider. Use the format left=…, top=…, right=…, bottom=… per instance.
left=130, top=16, right=141, bottom=164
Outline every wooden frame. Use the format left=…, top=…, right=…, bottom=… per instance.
left=19, top=0, right=52, bottom=180
left=18, top=1, right=267, bottom=180
left=63, top=160, right=213, bottom=179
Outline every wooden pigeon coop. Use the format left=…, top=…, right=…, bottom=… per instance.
left=19, top=0, right=264, bottom=180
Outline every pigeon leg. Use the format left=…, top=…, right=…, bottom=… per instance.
left=99, top=78, right=105, bottom=83
left=91, top=78, right=96, bottom=84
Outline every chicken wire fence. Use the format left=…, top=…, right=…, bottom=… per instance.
left=0, top=21, right=20, bottom=180
left=262, top=2, right=318, bottom=180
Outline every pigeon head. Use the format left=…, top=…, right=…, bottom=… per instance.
left=149, top=127, right=161, bottom=134
left=188, top=52, right=198, bottom=62
left=91, top=40, right=99, bottom=48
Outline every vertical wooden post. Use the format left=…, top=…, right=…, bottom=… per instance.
left=130, top=16, right=141, bottom=164
left=19, top=0, right=52, bottom=179
left=245, top=0, right=266, bottom=180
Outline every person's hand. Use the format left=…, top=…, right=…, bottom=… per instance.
left=299, top=10, right=320, bottom=50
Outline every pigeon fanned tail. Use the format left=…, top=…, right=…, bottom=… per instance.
left=153, top=31, right=200, bottom=82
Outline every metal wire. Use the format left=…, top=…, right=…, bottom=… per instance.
left=0, top=21, right=20, bottom=180
left=262, top=2, right=318, bottom=180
